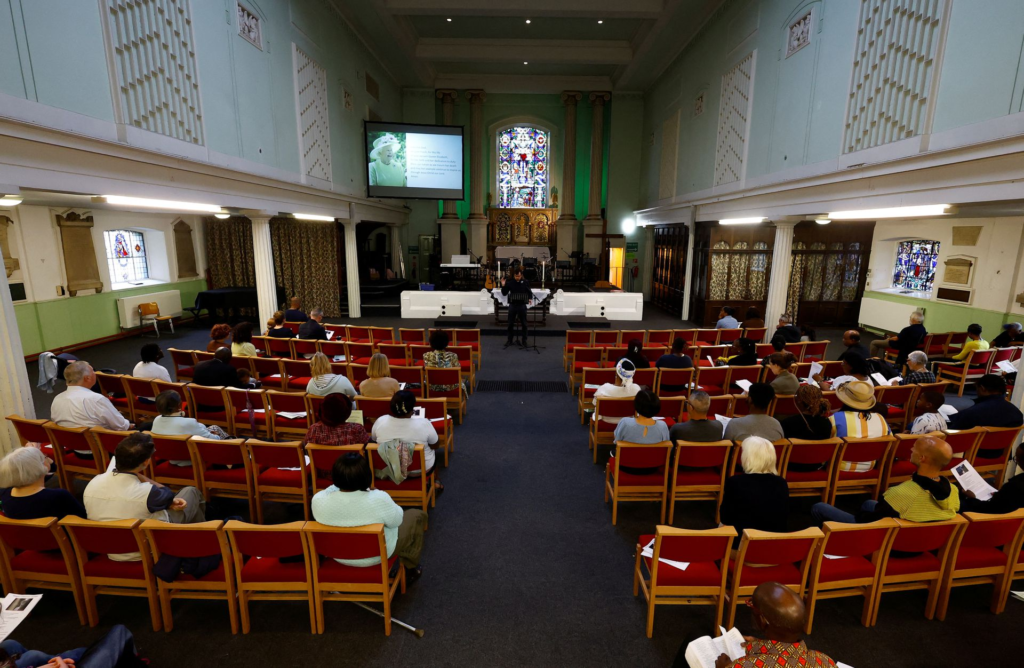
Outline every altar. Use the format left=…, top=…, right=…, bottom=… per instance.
left=400, top=289, right=644, bottom=321
left=487, top=207, right=558, bottom=264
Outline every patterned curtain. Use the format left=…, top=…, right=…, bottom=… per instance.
left=270, top=218, right=341, bottom=317
left=205, top=217, right=255, bottom=288
left=842, top=242, right=862, bottom=301
left=728, top=242, right=750, bottom=300
left=709, top=241, right=730, bottom=299
left=823, top=242, right=844, bottom=300
left=749, top=241, right=770, bottom=300
left=786, top=242, right=806, bottom=319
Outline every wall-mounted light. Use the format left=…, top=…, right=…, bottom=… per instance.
left=97, top=195, right=223, bottom=213
left=214, top=212, right=231, bottom=219
left=622, top=218, right=636, bottom=234
left=718, top=217, right=766, bottom=225
left=293, top=213, right=335, bottom=222
left=815, top=218, right=831, bottom=225
left=827, top=204, right=952, bottom=220
left=0, top=195, right=22, bottom=206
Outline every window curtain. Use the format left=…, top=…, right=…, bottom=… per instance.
left=205, top=217, right=255, bottom=288
left=270, top=218, right=341, bottom=318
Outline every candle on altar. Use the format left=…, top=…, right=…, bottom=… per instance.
left=542, top=260, right=546, bottom=283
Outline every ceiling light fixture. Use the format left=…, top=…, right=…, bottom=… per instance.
left=214, top=212, right=230, bottom=219
left=98, top=195, right=223, bottom=213
left=523, top=61, right=528, bottom=65
left=293, top=213, right=335, bottom=222
left=446, top=18, right=451, bottom=22
left=622, top=218, right=636, bottom=234
left=0, top=195, right=22, bottom=206
left=815, top=218, right=831, bottom=225
left=598, top=20, right=604, bottom=24
left=525, top=19, right=531, bottom=24
left=827, top=204, right=952, bottom=220
left=718, top=217, right=766, bottom=225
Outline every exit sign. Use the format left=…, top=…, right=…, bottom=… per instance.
left=626, top=242, right=638, bottom=253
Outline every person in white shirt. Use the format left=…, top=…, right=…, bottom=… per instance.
left=84, top=433, right=205, bottom=561
left=594, top=359, right=641, bottom=426
left=909, top=390, right=948, bottom=435
left=371, top=391, right=442, bottom=490
left=150, top=391, right=228, bottom=466
left=132, top=343, right=171, bottom=383
left=50, top=361, right=131, bottom=456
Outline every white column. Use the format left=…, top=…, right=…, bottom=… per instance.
left=343, top=220, right=361, bottom=318
left=0, top=256, right=33, bottom=454
left=465, top=89, right=488, bottom=263
left=584, top=92, right=610, bottom=222
left=390, top=225, right=405, bottom=279
left=640, top=225, right=655, bottom=299
left=437, top=89, right=460, bottom=220
left=249, top=216, right=278, bottom=328
left=763, top=221, right=798, bottom=332
left=681, top=221, right=696, bottom=323
left=556, top=91, right=582, bottom=257
left=438, top=220, right=462, bottom=265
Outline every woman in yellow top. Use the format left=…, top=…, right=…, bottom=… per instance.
left=230, top=322, right=258, bottom=357
left=939, top=323, right=988, bottom=366
left=368, top=134, right=406, bottom=187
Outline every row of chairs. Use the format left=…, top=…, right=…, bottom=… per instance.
left=883, top=330, right=972, bottom=363
left=602, top=427, right=1022, bottom=526
left=0, top=515, right=411, bottom=635
left=563, top=326, right=771, bottom=356
left=934, top=346, right=1022, bottom=396
left=249, top=335, right=483, bottom=370
left=635, top=510, right=1024, bottom=637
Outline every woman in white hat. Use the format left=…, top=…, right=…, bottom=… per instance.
left=593, top=359, right=642, bottom=426
left=829, top=379, right=891, bottom=473
left=368, top=133, right=406, bottom=187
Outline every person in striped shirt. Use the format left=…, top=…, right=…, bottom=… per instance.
left=829, top=380, right=891, bottom=473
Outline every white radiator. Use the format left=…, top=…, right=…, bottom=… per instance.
left=858, top=296, right=924, bottom=334
left=116, top=290, right=183, bottom=329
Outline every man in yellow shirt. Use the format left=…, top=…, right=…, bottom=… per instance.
left=932, top=323, right=988, bottom=371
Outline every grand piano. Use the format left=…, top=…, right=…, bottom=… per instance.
left=189, top=286, right=288, bottom=323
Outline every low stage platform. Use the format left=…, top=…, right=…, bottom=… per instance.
left=400, top=289, right=644, bottom=321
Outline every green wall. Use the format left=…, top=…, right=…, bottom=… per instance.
left=861, top=291, right=1014, bottom=337
left=14, top=279, right=207, bottom=356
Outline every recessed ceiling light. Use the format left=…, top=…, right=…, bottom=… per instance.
left=718, top=217, right=766, bottom=225
left=598, top=20, right=604, bottom=24
left=214, top=213, right=230, bottom=219
left=523, top=61, right=528, bottom=65
left=98, top=195, right=223, bottom=213
left=827, top=204, right=953, bottom=220
left=525, top=19, right=531, bottom=24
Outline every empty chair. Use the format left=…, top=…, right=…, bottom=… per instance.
left=185, top=385, right=233, bottom=433
left=378, top=343, right=410, bottom=366
left=419, top=398, right=454, bottom=467
left=138, top=302, right=174, bottom=336
left=318, top=339, right=348, bottom=363
left=425, top=368, right=466, bottom=424
left=45, top=423, right=104, bottom=490
left=604, top=440, right=673, bottom=525
left=718, top=328, right=743, bottom=345
left=655, top=368, right=693, bottom=398
left=167, top=349, right=197, bottom=382
left=936, top=349, right=996, bottom=396
left=266, top=390, right=312, bottom=441
left=323, top=324, right=346, bottom=340
left=246, top=440, right=310, bottom=523
left=694, top=366, right=729, bottom=396
left=225, top=388, right=270, bottom=439
left=345, top=342, right=375, bottom=366
left=453, top=329, right=482, bottom=368
left=973, top=427, right=1024, bottom=487
left=875, top=384, right=918, bottom=431
left=782, top=438, right=842, bottom=502
left=593, top=330, right=619, bottom=348
left=694, top=329, right=719, bottom=346
left=668, top=440, right=733, bottom=525
left=694, top=345, right=727, bottom=367
left=251, top=357, right=285, bottom=390
left=831, top=436, right=895, bottom=504
left=291, top=339, right=320, bottom=359
left=282, top=359, right=313, bottom=391
left=654, top=397, right=685, bottom=428
left=802, top=341, right=828, bottom=362
left=563, top=330, right=594, bottom=371
left=399, top=328, right=426, bottom=344
left=570, top=347, right=606, bottom=394
left=6, top=415, right=55, bottom=460
left=369, top=326, right=395, bottom=345
left=743, top=327, right=768, bottom=343
left=0, top=516, right=88, bottom=624
left=346, top=326, right=372, bottom=343
left=647, top=330, right=673, bottom=346
left=190, top=438, right=255, bottom=520
left=633, top=525, right=737, bottom=638
left=631, top=367, right=657, bottom=390
left=347, top=364, right=370, bottom=387
left=354, top=397, right=391, bottom=428
left=449, top=345, right=476, bottom=394
left=94, top=372, right=132, bottom=420
left=147, top=433, right=200, bottom=489
left=264, top=335, right=294, bottom=359
left=89, top=427, right=136, bottom=471
left=390, top=365, right=424, bottom=397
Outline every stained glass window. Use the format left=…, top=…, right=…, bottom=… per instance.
left=104, top=229, right=149, bottom=285
left=893, top=240, right=940, bottom=292
left=498, top=126, right=548, bottom=208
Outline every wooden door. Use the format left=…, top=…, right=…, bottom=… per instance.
left=692, top=222, right=774, bottom=326
left=652, top=224, right=689, bottom=316
left=788, top=221, right=873, bottom=327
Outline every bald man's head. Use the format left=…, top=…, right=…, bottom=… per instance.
left=911, top=435, right=953, bottom=472
left=843, top=330, right=861, bottom=346
left=214, top=347, right=232, bottom=363
left=751, top=582, right=806, bottom=636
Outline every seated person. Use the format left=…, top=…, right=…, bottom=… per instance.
left=812, top=436, right=958, bottom=524
left=151, top=390, right=228, bottom=466
left=236, top=368, right=260, bottom=389
left=297, top=308, right=328, bottom=341
left=51, top=362, right=131, bottom=457
left=901, top=350, right=935, bottom=385
left=132, top=342, right=171, bottom=383
left=229, top=322, right=258, bottom=357
left=761, top=336, right=786, bottom=367
left=311, top=452, right=427, bottom=581
left=931, top=322, right=988, bottom=367
left=0, top=447, right=85, bottom=520
left=829, top=380, right=892, bottom=472
left=724, top=383, right=783, bottom=442
left=740, top=306, right=764, bottom=330
left=265, top=316, right=276, bottom=336
left=780, top=385, right=832, bottom=440
left=284, top=296, right=309, bottom=322
left=669, top=390, right=724, bottom=442
left=869, top=311, right=926, bottom=365
left=422, top=330, right=465, bottom=395
left=992, top=321, right=1024, bottom=348
left=1, top=624, right=141, bottom=668
left=908, top=391, right=947, bottom=435
left=767, top=352, right=800, bottom=395
left=307, top=352, right=356, bottom=398
left=718, top=338, right=757, bottom=366
left=839, top=329, right=870, bottom=360
left=267, top=311, right=296, bottom=339
left=613, top=390, right=670, bottom=475
left=302, top=393, right=369, bottom=446
left=371, top=391, right=442, bottom=490
left=946, top=373, right=1023, bottom=430
left=594, top=360, right=641, bottom=426
left=360, top=353, right=401, bottom=398
left=84, top=433, right=206, bottom=560
left=193, top=347, right=243, bottom=388
left=960, top=444, right=1024, bottom=514
left=720, top=437, right=789, bottom=542
left=206, top=323, right=232, bottom=353
left=799, top=324, right=816, bottom=342
left=814, top=352, right=873, bottom=389
left=656, top=339, right=693, bottom=393
left=774, top=313, right=802, bottom=343
left=716, top=306, right=739, bottom=329
left=622, top=338, right=650, bottom=370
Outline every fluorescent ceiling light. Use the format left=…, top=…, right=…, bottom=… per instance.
left=100, top=195, right=223, bottom=213
left=0, top=195, right=22, bottom=206
left=718, top=217, right=765, bottom=225
left=293, top=213, right=335, bottom=221
left=815, top=218, right=831, bottom=225
left=827, top=204, right=952, bottom=220
left=214, top=213, right=230, bottom=219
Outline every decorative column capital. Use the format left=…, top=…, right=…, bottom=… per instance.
left=465, top=89, right=486, bottom=104
left=561, top=91, right=583, bottom=105
left=589, top=91, right=611, bottom=105
left=436, top=89, right=458, bottom=102
left=771, top=220, right=800, bottom=229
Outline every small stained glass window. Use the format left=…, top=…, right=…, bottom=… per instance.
left=104, top=229, right=149, bottom=285
left=497, top=126, right=548, bottom=208
left=893, top=240, right=940, bottom=292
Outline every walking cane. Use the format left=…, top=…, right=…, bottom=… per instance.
left=351, top=601, right=425, bottom=638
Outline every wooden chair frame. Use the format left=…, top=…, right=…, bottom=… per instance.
left=167, top=349, right=197, bottom=382
left=246, top=440, right=310, bottom=524
left=424, top=367, right=466, bottom=424
left=781, top=438, right=843, bottom=502
left=577, top=367, right=616, bottom=423
left=45, top=422, right=105, bottom=490
left=367, top=444, right=436, bottom=517
left=146, top=432, right=201, bottom=489
left=189, top=438, right=256, bottom=520
left=936, top=349, right=996, bottom=396
left=668, top=440, right=732, bottom=525
left=973, top=426, right=1024, bottom=488
left=569, top=347, right=605, bottom=394
left=89, top=426, right=136, bottom=472
left=0, top=516, right=88, bottom=625
left=603, top=441, right=673, bottom=525
left=266, top=390, right=312, bottom=441
left=589, top=397, right=636, bottom=462
left=185, top=385, right=233, bottom=433
left=306, top=444, right=365, bottom=493
left=830, top=436, right=895, bottom=504
left=420, top=398, right=454, bottom=467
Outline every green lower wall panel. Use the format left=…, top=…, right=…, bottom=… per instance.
left=860, top=291, right=1014, bottom=336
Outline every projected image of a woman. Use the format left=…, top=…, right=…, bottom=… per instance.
left=368, top=133, right=407, bottom=187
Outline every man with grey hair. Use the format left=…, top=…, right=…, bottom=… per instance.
left=669, top=390, right=724, bottom=442
left=297, top=307, right=328, bottom=341
left=900, top=350, right=936, bottom=385
left=774, top=313, right=802, bottom=343
left=869, top=311, right=926, bottom=364
left=50, top=361, right=130, bottom=457
left=992, top=321, right=1024, bottom=348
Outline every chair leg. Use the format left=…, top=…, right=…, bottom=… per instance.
left=70, top=579, right=88, bottom=626
left=255, top=492, right=265, bottom=525
left=307, top=590, right=317, bottom=634
left=382, top=593, right=392, bottom=636
left=667, top=496, right=676, bottom=525
left=646, top=592, right=656, bottom=638
left=804, top=588, right=817, bottom=634
left=315, top=590, right=325, bottom=634
left=611, top=496, right=619, bottom=525
left=936, top=576, right=954, bottom=621
left=158, top=586, right=173, bottom=632
left=633, top=551, right=641, bottom=596
left=84, top=584, right=100, bottom=627
left=239, top=590, right=251, bottom=633
left=714, top=594, right=725, bottom=635
left=725, top=595, right=738, bottom=629
left=226, top=581, right=240, bottom=634
left=925, top=579, right=942, bottom=620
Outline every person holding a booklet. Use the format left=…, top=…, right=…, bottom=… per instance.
left=960, top=444, right=1024, bottom=514
left=302, top=394, right=368, bottom=446
left=297, top=308, right=329, bottom=341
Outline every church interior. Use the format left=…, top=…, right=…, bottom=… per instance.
left=1, top=0, right=1024, bottom=665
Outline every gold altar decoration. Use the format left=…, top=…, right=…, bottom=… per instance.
left=488, top=207, right=558, bottom=246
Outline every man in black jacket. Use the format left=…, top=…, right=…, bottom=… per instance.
left=297, top=308, right=328, bottom=340
left=869, top=311, right=926, bottom=364
left=773, top=313, right=802, bottom=343
left=192, top=348, right=242, bottom=388
left=839, top=330, right=871, bottom=360
left=501, top=267, right=532, bottom=347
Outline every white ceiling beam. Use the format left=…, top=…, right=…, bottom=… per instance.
left=432, top=73, right=614, bottom=94
left=385, top=0, right=665, bottom=18
left=417, top=38, right=632, bottom=64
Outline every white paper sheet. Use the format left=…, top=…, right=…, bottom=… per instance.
left=276, top=411, right=307, bottom=420
left=412, top=407, right=425, bottom=419
left=641, top=539, right=690, bottom=571
left=714, top=414, right=732, bottom=427
left=870, top=372, right=893, bottom=387
left=584, top=384, right=601, bottom=390
left=809, top=361, right=823, bottom=378
left=326, top=331, right=334, bottom=340
left=996, top=360, right=1018, bottom=374
left=950, top=460, right=998, bottom=500
left=937, top=404, right=958, bottom=417
left=333, top=355, right=347, bottom=362
left=706, top=356, right=715, bottom=366
left=278, top=455, right=311, bottom=471
left=734, top=379, right=752, bottom=393
left=1011, top=590, right=1024, bottom=602
left=399, top=383, right=407, bottom=390
left=0, top=594, right=42, bottom=642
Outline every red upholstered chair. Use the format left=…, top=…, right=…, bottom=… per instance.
left=694, top=345, right=727, bottom=367
left=45, top=423, right=104, bottom=490
left=632, top=367, right=657, bottom=391
left=831, top=436, right=895, bottom=504
left=936, top=348, right=996, bottom=396
left=346, top=326, right=372, bottom=343
left=318, top=340, right=348, bottom=363
left=938, top=429, right=985, bottom=477
left=140, top=519, right=237, bottom=633
left=354, top=397, right=392, bottom=429
left=391, top=366, right=424, bottom=397
left=783, top=341, right=807, bottom=362
left=633, top=525, right=737, bottom=638
left=284, top=321, right=304, bottom=336
left=6, top=415, right=55, bottom=460
left=168, top=349, right=197, bottom=382
left=755, top=343, right=776, bottom=360
left=378, top=343, right=410, bottom=366
left=822, top=390, right=844, bottom=412
left=324, top=324, right=346, bottom=341
left=605, top=346, right=628, bottom=367
left=654, top=368, right=693, bottom=398
left=399, top=328, right=426, bottom=344
left=302, top=522, right=405, bottom=635
left=727, top=365, right=762, bottom=393
left=59, top=516, right=161, bottom=630
left=94, top=372, right=131, bottom=420
left=936, top=509, right=1024, bottom=620
left=620, top=330, right=646, bottom=346
left=345, top=342, right=374, bottom=366
left=564, top=330, right=594, bottom=370
left=654, top=397, right=685, bottom=428
left=743, top=327, right=768, bottom=343
left=306, top=444, right=363, bottom=493
left=706, top=395, right=734, bottom=419
left=593, top=330, right=620, bottom=348
left=0, top=516, right=88, bottom=625
left=604, top=441, right=673, bottom=525
left=771, top=394, right=799, bottom=419
left=729, top=440, right=790, bottom=477
left=668, top=440, right=732, bottom=525
left=802, top=341, right=829, bottom=362
left=945, top=331, right=969, bottom=355
left=225, top=388, right=270, bottom=439
left=449, top=345, right=476, bottom=394
left=367, top=444, right=435, bottom=517
left=185, top=385, right=233, bottom=433
left=250, top=357, right=285, bottom=390
left=282, top=359, right=313, bottom=391
left=291, top=339, right=320, bottom=360
left=409, top=344, right=431, bottom=367
left=250, top=336, right=270, bottom=355
left=578, top=368, right=616, bottom=422
left=147, top=433, right=200, bottom=489
left=421, top=398, right=454, bottom=466
left=264, top=336, right=293, bottom=359
left=306, top=394, right=327, bottom=425
left=265, top=390, right=312, bottom=441
left=369, top=326, right=395, bottom=345
left=782, top=438, right=842, bottom=502
left=693, top=365, right=729, bottom=396
left=647, top=330, right=673, bottom=346
left=189, top=438, right=255, bottom=520
left=922, top=332, right=950, bottom=356
left=973, top=426, right=1024, bottom=488
left=589, top=397, right=636, bottom=462
left=245, top=440, right=309, bottom=523
left=425, top=368, right=465, bottom=424
left=725, top=527, right=823, bottom=628
left=870, top=515, right=967, bottom=624
left=904, top=381, right=948, bottom=423
left=672, top=329, right=697, bottom=347
left=228, top=356, right=253, bottom=378
left=454, top=329, right=482, bottom=368
left=347, top=364, right=370, bottom=387
left=718, top=328, right=743, bottom=345
left=694, top=329, right=719, bottom=346
left=804, top=519, right=899, bottom=633
left=874, top=384, right=918, bottom=431
left=225, top=520, right=315, bottom=634
left=89, top=427, right=135, bottom=471
left=731, top=394, right=750, bottom=417
left=194, top=351, right=215, bottom=364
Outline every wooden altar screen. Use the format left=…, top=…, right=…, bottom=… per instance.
left=487, top=207, right=558, bottom=262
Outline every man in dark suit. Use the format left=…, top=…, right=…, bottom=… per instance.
left=773, top=313, right=802, bottom=343
left=840, top=330, right=871, bottom=360
left=192, top=348, right=243, bottom=388
left=297, top=308, right=328, bottom=340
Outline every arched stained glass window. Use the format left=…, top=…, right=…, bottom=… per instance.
left=893, top=240, right=940, bottom=292
left=498, top=126, right=549, bottom=208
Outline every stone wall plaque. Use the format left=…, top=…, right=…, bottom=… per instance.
left=951, top=226, right=982, bottom=246
left=942, top=257, right=973, bottom=286
left=173, top=220, right=199, bottom=278
left=0, top=216, right=19, bottom=278
left=56, top=212, right=103, bottom=296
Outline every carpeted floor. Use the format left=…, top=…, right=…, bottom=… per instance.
left=13, top=322, right=1020, bottom=667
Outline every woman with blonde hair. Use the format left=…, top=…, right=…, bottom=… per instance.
left=359, top=353, right=400, bottom=398
left=306, top=352, right=356, bottom=398
left=719, top=436, right=789, bottom=544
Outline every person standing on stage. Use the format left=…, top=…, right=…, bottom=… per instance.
left=501, top=266, right=532, bottom=347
